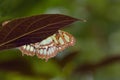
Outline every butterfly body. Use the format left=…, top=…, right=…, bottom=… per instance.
left=19, top=30, right=75, bottom=61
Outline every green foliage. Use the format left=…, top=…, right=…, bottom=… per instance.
left=0, top=0, right=120, bottom=80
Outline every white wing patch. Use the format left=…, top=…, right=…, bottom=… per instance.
left=19, top=30, right=75, bottom=61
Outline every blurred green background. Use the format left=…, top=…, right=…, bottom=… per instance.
left=0, top=0, right=120, bottom=80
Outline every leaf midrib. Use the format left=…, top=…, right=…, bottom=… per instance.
left=3, top=15, right=51, bottom=41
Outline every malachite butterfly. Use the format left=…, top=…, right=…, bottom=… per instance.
left=19, top=30, right=75, bottom=61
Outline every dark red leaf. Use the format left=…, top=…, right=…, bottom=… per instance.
left=0, top=14, right=79, bottom=51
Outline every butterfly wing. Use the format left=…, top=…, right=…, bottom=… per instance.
left=19, top=30, right=75, bottom=61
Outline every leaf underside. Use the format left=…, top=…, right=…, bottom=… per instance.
left=0, top=14, right=78, bottom=51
